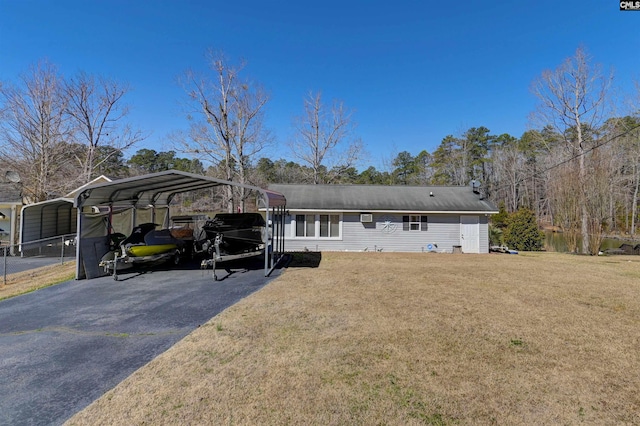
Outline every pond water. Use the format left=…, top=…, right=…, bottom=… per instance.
left=544, top=231, right=640, bottom=253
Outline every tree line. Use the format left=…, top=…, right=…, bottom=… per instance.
left=1, top=47, right=639, bottom=253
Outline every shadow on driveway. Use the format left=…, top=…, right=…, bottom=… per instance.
left=0, top=257, right=284, bottom=426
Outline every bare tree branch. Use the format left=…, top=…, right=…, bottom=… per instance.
left=175, top=50, right=271, bottom=212
left=290, top=91, right=362, bottom=184
left=65, top=72, right=144, bottom=184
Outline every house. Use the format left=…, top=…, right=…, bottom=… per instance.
left=268, top=184, right=498, bottom=253
left=0, top=171, right=23, bottom=254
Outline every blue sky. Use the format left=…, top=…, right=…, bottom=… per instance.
left=1, top=0, right=638, bottom=170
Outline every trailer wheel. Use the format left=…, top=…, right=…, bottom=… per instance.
left=173, top=251, right=181, bottom=266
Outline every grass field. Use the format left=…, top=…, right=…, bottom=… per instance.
left=53, top=252, right=640, bottom=424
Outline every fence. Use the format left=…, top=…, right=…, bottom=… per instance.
left=1, top=234, right=76, bottom=285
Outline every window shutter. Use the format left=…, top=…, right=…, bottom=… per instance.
left=403, top=215, right=409, bottom=231
left=421, top=215, right=428, bottom=231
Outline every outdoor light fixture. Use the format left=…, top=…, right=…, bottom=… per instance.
left=0, top=212, right=5, bottom=219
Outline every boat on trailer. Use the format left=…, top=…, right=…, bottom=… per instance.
left=99, top=223, right=188, bottom=279
left=199, top=213, right=266, bottom=280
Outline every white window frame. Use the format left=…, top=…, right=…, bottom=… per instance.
left=292, top=213, right=342, bottom=239
left=403, top=214, right=428, bottom=231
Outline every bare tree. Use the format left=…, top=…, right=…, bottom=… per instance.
left=531, top=46, right=612, bottom=253
left=65, top=72, right=143, bottom=184
left=290, top=91, right=362, bottom=184
left=0, top=60, right=71, bottom=201
left=547, top=160, right=581, bottom=253
left=176, top=51, right=270, bottom=212
left=490, top=139, right=524, bottom=212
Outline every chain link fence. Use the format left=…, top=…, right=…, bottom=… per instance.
left=1, top=234, right=76, bottom=285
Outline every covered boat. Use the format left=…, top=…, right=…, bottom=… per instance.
left=99, top=223, right=188, bottom=279
left=122, top=223, right=182, bottom=257
left=200, top=213, right=266, bottom=280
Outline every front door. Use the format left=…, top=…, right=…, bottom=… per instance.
left=460, top=215, right=480, bottom=253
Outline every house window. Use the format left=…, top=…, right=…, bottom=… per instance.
left=319, top=214, right=339, bottom=237
left=403, top=215, right=428, bottom=231
left=295, top=214, right=316, bottom=237
left=294, top=213, right=342, bottom=238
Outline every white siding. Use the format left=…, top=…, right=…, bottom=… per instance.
left=479, top=215, right=489, bottom=253
left=283, top=212, right=483, bottom=253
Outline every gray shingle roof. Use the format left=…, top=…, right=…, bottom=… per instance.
left=0, top=183, right=22, bottom=203
left=268, top=184, right=498, bottom=213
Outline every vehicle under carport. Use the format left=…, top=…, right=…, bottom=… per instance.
left=73, top=170, right=286, bottom=280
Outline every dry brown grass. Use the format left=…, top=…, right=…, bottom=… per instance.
left=66, top=252, right=640, bottom=425
left=0, top=261, right=76, bottom=300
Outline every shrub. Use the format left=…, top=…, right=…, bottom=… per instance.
left=491, top=201, right=509, bottom=229
left=489, top=225, right=503, bottom=247
left=503, top=208, right=544, bottom=251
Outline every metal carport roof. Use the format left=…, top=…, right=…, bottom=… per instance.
left=75, top=170, right=285, bottom=209
left=73, top=170, right=286, bottom=279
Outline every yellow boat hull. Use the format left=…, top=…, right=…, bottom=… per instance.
left=126, top=244, right=178, bottom=257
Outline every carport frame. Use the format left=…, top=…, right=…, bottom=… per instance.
left=73, top=170, right=286, bottom=280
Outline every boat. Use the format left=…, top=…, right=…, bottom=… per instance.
left=200, top=213, right=266, bottom=280
left=126, top=244, right=179, bottom=257
left=201, top=213, right=265, bottom=256
left=99, top=223, right=188, bottom=279
left=121, top=223, right=181, bottom=257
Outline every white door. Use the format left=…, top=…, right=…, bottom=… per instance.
left=460, top=215, right=480, bottom=253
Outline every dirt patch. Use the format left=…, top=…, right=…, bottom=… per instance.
left=66, top=252, right=640, bottom=424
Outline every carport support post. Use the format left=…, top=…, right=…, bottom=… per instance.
left=3, top=246, right=6, bottom=285
left=264, top=206, right=270, bottom=274
left=60, top=235, right=65, bottom=265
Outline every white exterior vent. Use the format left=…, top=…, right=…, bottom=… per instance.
left=360, top=213, right=373, bottom=223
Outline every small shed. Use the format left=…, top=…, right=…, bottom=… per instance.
left=268, top=184, right=498, bottom=253
left=19, top=176, right=112, bottom=256
left=74, top=170, right=286, bottom=279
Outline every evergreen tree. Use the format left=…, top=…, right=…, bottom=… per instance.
left=503, top=208, right=544, bottom=251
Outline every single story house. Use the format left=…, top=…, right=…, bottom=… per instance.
left=0, top=171, right=23, bottom=254
left=268, top=184, right=498, bottom=253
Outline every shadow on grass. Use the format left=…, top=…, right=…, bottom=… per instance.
left=286, top=251, right=322, bottom=268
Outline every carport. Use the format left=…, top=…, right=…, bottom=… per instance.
left=19, top=175, right=112, bottom=255
left=73, top=170, right=286, bottom=279
left=19, top=197, right=75, bottom=245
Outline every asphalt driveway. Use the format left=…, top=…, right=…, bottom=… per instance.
left=0, top=258, right=283, bottom=426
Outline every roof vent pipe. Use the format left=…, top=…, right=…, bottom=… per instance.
left=470, top=180, right=481, bottom=194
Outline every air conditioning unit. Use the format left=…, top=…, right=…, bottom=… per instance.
left=360, top=213, right=373, bottom=223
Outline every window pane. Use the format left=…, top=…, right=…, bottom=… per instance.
left=421, top=215, right=428, bottom=231
left=295, top=215, right=305, bottom=237
left=306, top=214, right=315, bottom=237
left=320, top=215, right=329, bottom=237
left=409, top=215, right=420, bottom=231
left=330, top=215, right=339, bottom=237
